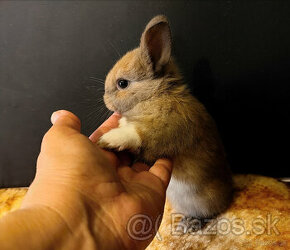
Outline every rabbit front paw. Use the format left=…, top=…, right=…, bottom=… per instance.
left=97, top=127, right=141, bottom=153
left=98, top=132, right=127, bottom=151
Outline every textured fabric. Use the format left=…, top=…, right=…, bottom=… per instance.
left=147, top=175, right=290, bottom=249
left=0, top=188, right=27, bottom=218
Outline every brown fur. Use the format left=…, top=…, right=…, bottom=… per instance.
left=101, top=15, right=232, bottom=219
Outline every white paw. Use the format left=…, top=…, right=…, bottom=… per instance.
left=98, top=130, right=129, bottom=151
left=98, top=123, right=141, bottom=152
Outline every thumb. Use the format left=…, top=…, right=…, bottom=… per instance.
left=51, top=110, right=81, bottom=132
left=149, top=158, right=173, bottom=189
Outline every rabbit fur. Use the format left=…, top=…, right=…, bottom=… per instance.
left=98, top=15, right=233, bottom=223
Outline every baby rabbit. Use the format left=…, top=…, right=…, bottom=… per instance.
left=98, top=15, right=233, bottom=229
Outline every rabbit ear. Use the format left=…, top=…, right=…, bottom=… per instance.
left=140, top=15, right=172, bottom=72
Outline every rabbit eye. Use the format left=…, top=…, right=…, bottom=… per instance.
left=117, top=79, right=129, bottom=90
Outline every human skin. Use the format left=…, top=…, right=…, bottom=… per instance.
left=0, top=110, right=172, bottom=250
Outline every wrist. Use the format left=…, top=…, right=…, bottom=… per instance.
left=0, top=204, right=96, bottom=250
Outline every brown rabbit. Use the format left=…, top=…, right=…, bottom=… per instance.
left=98, top=15, right=233, bottom=230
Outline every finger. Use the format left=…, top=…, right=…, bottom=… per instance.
left=132, top=162, right=150, bottom=172
left=89, top=112, right=121, bottom=143
left=101, top=150, right=120, bottom=168
left=149, top=158, right=173, bottom=188
left=117, top=166, right=135, bottom=182
left=51, top=110, right=81, bottom=132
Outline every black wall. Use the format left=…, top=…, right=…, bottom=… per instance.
left=0, top=1, right=289, bottom=187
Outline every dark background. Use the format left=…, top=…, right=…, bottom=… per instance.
left=0, top=1, right=289, bottom=187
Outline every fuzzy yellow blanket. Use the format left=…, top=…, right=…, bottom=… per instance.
left=0, top=175, right=289, bottom=249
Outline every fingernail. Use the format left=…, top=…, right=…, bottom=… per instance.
left=51, top=111, right=61, bottom=124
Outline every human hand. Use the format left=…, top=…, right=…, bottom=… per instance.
left=21, top=110, right=172, bottom=250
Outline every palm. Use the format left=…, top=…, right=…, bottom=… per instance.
left=88, top=150, right=169, bottom=249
